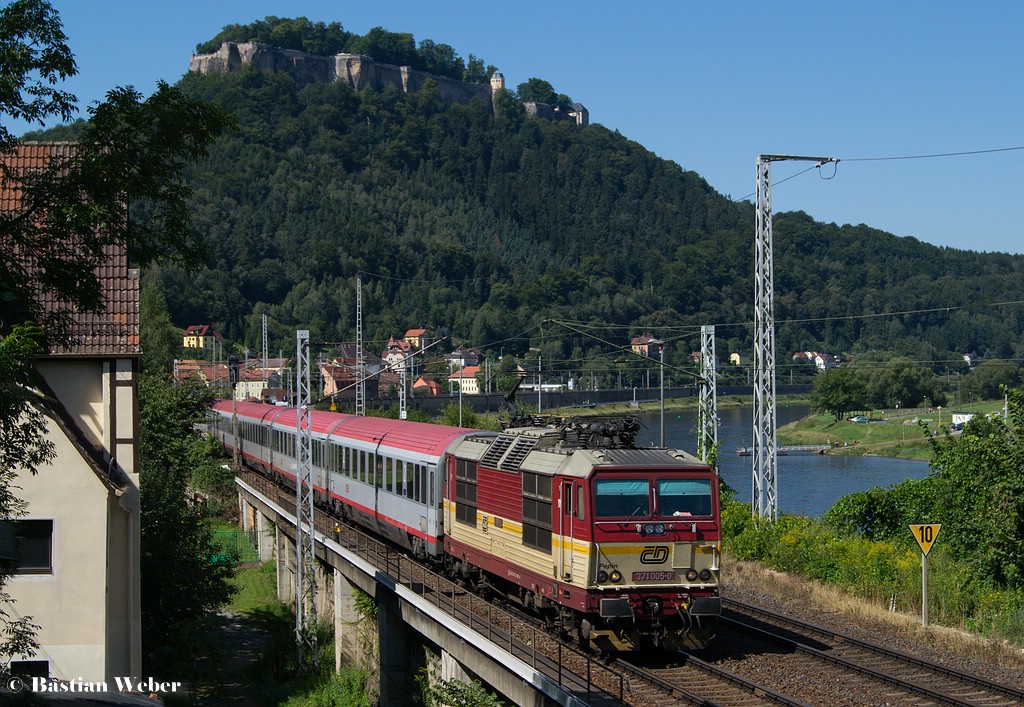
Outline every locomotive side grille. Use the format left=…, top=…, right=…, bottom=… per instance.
left=480, top=435, right=516, bottom=468
left=499, top=438, right=538, bottom=471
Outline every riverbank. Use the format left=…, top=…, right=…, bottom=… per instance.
left=776, top=401, right=1006, bottom=461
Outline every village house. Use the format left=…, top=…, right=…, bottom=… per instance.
left=1, top=143, right=141, bottom=682
left=730, top=352, right=750, bottom=367
left=403, top=327, right=431, bottom=351
left=182, top=323, right=223, bottom=351
left=413, top=375, right=443, bottom=396
left=448, top=365, right=482, bottom=395
left=444, top=345, right=480, bottom=372
left=630, top=333, right=660, bottom=357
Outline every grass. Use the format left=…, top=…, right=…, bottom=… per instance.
left=229, top=560, right=280, bottom=614
left=777, top=411, right=934, bottom=460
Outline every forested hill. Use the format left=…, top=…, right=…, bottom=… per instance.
left=130, top=23, right=1024, bottom=373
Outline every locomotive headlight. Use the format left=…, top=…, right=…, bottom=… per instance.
left=609, top=570, right=623, bottom=583
left=643, top=597, right=662, bottom=616
left=597, top=570, right=609, bottom=583
left=642, top=523, right=667, bottom=536
left=699, top=568, right=713, bottom=582
left=685, top=569, right=699, bottom=581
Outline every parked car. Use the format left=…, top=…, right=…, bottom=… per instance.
left=848, top=415, right=870, bottom=423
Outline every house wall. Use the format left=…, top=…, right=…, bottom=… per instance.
left=37, top=360, right=105, bottom=450
left=19, top=357, right=142, bottom=681
left=9, top=424, right=116, bottom=682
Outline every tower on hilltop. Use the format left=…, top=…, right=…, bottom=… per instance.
left=490, top=70, right=505, bottom=92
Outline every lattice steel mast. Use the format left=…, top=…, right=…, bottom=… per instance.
left=753, top=155, right=836, bottom=520
left=262, top=313, right=268, bottom=382
left=294, top=329, right=317, bottom=671
left=698, top=325, right=718, bottom=466
left=355, top=275, right=365, bottom=416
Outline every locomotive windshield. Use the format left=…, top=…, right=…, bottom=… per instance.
left=594, top=479, right=650, bottom=517
left=593, top=477, right=713, bottom=519
left=657, top=479, right=712, bottom=517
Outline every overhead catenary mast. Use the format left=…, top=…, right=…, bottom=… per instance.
left=294, top=329, right=317, bottom=671
left=753, top=154, right=837, bottom=521
left=698, top=325, right=718, bottom=466
left=355, top=275, right=365, bottom=416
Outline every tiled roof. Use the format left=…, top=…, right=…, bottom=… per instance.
left=1, top=143, right=139, bottom=357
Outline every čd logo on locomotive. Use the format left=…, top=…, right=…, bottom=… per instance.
left=639, top=546, right=669, bottom=564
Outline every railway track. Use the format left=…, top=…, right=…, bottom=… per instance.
left=715, top=597, right=1024, bottom=706
left=614, top=653, right=810, bottom=707
left=243, top=471, right=1024, bottom=706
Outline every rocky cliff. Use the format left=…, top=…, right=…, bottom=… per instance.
left=189, top=42, right=494, bottom=108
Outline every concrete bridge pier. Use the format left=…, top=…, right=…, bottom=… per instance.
left=276, top=525, right=296, bottom=606
left=240, top=497, right=276, bottom=562
left=377, top=588, right=421, bottom=703
left=334, top=569, right=362, bottom=672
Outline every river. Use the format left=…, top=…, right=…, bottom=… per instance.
left=633, top=404, right=930, bottom=518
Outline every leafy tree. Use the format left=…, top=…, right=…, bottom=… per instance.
left=863, top=356, right=934, bottom=408
left=824, top=387, right=1024, bottom=590
left=927, top=395, right=1024, bottom=587
left=139, top=282, right=181, bottom=375
left=1, top=0, right=231, bottom=667
left=349, top=27, right=416, bottom=67
left=0, top=324, right=49, bottom=666
left=962, top=360, right=1021, bottom=401
left=516, top=77, right=557, bottom=104
left=138, top=374, right=233, bottom=672
left=0, top=0, right=75, bottom=147
left=810, top=366, right=867, bottom=420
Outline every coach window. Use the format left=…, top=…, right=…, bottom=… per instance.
left=576, top=484, right=586, bottom=521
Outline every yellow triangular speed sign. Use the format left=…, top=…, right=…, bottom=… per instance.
left=909, top=524, right=941, bottom=555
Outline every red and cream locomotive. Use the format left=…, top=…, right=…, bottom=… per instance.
left=211, top=399, right=721, bottom=650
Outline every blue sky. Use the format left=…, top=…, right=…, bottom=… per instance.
left=12, top=1, right=1024, bottom=254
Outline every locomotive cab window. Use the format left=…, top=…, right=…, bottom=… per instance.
left=594, top=479, right=650, bottom=518
left=656, top=479, right=713, bottom=517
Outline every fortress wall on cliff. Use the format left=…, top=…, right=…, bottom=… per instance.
left=190, top=42, right=493, bottom=107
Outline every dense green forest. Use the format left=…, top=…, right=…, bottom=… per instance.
left=49, top=18, right=1024, bottom=391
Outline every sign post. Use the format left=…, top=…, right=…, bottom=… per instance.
left=909, top=524, right=941, bottom=626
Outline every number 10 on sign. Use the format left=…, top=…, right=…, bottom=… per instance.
left=909, top=524, right=941, bottom=626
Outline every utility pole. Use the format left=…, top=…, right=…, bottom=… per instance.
left=753, top=154, right=836, bottom=520
left=294, top=330, right=317, bottom=672
left=698, top=325, right=718, bottom=465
